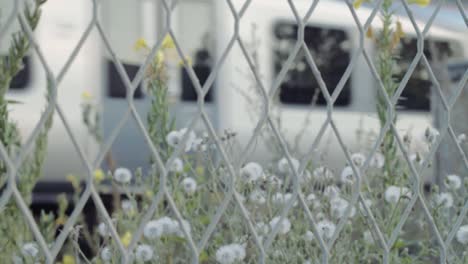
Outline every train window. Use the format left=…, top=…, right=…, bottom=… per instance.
left=394, top=38, right=458, bottom=111
left=5, top=56, right=31, bottom=89
left=181, top=49, right=213, bottom=102
left=273, top=23, right=351, bottom=106
left=107, top=60, right=144, bottom=99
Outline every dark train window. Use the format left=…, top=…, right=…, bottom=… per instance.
left=394, top=38, right=458, bottom=111
left=181, top=49, right=213, bottom=102
left=107, top=60, right=143, bottom=99
left=273, top=23, right=351, bottom=106
left=4, top=56, right=31, bottom=89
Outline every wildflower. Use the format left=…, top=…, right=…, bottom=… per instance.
left=240, top=162, right=264, bottom=183
left=134, top=38, right=149, bottom=51
left=230, top=244, right=246, bottom=261
left=62, top=255, right=75, bottom=264
left=424, top=127, right=439, bottom=144
left=121, top=200, right=135, bottom=215
left=351, top=153, right=366, bottom=168
left=408, top=0, right=431, bottom=7
left=304, top=230, right=315, bottom=242
left=166, top=130, right=181, bottom=147
left=135, top=244, right=154, bottom=262
left=145, top=190, right=154, bottom=199
left=324, top=185, right=340, bottom=199
left=312, top=167, right=334, bottom=182
left=384, top=186, right=411, bottom=204
left=306, top=193, right=316, bottom=202
left=121, top=231, right=132, bottom=247
left=100, top=247, right=112, bottom=262
left=168, top=158, right=184, bottom=173
left=306, top=193, right=320, bottom=210
left=456, top=225, right=468, bottom=245
left=445, top=174, right=462, bottom=190
left=66, top=174, right=80, bottom=190
left=317, top=220, right=336, bottom=240
left=191, top=137, right=206, bottom=152
left=391, top=21, right=405, bottom=48
left=340, top=166, right=355, bottom=185
left=94, top=169, right=105, bottom=183
left=434, top=192, right=454, bottom=208
left=97, top=222, right=110, bottom=237
left=81, top=91, right=92, bottom=100
left=143, top=217, right=177, bottom=239
left=162, top=34, right=175, bottom=49
left=330, top=197, right=356, bottom=219
left=370, top=152, right=385, bottom=168
left=181, top=177, right=197, bottom=195
left=154, top=51, right=165, bottom=65
left=353, top=0, right=370, bottom=9
left=278, top=157, right=300, bottom=174
left=21, top=242, right=39, bottom=258
left=269, top=216, right=292, bottom=235
left=113, top=167, right=132, bottom=183
left=215, top=243, right=246, bottom=264
left=249, top=189, right=266, bottom=205
left=166, top=128, right=197, bottom=152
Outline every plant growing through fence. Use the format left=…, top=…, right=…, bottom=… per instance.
left=0, top=0, right=60, bottom=263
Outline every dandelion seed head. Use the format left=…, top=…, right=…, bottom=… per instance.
left=278, top=157, right=300, bottom=174
left=113, top=167, right=132, bottom=183
left=181, top=177, right=197, bottom=195
left=269, top=216, right=291, bottom=235
left=445, top=174, right=462, bottom=190
left=240, top=162, right=263, bottom=183
left=21, top=242, right=39, bottom=258
left=135, top=244, right=154, bottom=262
left=434, top=192, right=454, bottom=208
left=456, top=225, right=468, bottom=245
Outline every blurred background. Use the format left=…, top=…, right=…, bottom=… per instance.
left=0, top=0, right=467, bottom=205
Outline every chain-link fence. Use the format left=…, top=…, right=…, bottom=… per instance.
left=0, top=0, right=468, bottom=263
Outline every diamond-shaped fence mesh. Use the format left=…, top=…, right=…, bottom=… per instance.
left=0, top=0, right=468, bottom=263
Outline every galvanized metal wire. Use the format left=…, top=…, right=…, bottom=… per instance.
left=0, top=0, right=467, bottom=263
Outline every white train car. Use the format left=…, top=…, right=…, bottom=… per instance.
left=0, top=0, right=466, bottom=203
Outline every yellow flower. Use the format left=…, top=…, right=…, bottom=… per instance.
left=66, top=174, right=80, bottom=190
left=353, top=0, right=365, bottom=9
left=134, top=38, right=149, bottom=52
left=94, top=169, right=105, bottom=183
left=145, top=190, right=154, bottom=199
left=408, top=0, right=431, bottom=7
left=195, top=166, right=204, bottom=176
left=391, top=21, right=406, bottom=49
left=62, top=255, right=76, bottom=264
left=156, top=51, right=165, bottom=64
left=55, top=216, right=67, bottom=226
left=81, top=91, right=92, bottom=100
left=162, top=34, right=175, bottom=49
left=121, top=231, right=132, bottom=248
left=396, top=21, right=405, bottom=38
